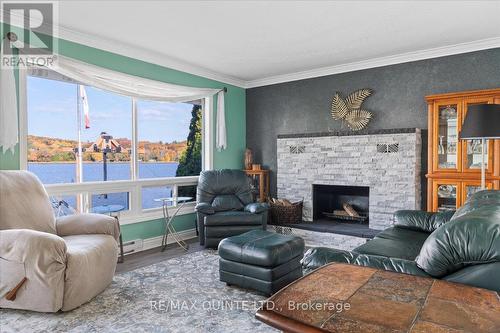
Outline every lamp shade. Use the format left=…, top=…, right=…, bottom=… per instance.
left=459, top=104, right=500, bottom=139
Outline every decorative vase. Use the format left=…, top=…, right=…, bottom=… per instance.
left=244, top=148, right=253, bottom=170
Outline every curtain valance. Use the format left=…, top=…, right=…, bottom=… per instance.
left=0, top=51, right=227, bottom=152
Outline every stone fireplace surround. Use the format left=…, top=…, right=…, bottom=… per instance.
left=277, top=128, right=421, bottom=230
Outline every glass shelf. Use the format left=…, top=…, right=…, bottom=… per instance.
left=437, top=105, right=458, bottom=169
left=464, top=139, right=488, bottom=169
left=437, top=184, right=457, bottom=212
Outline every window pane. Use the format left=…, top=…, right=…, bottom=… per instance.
left=137, top=100, right=201, bottom=179
left=178, top=185, right=197, bottom=202
left=81, top=87, right=132, bottom=182
left=142, top=186, right=173, bottom=209
left=27, top=76, right=78, bottom=184
left=90, top=192, right=130, bottom=212
left=50, top=195, right=78, bottom=217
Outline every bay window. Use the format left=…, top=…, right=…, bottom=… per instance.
left=22, top=68, right=209, bottom=223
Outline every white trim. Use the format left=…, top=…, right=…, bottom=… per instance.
left=45, top=177, right=198, bottom=225
left=131, top=98, right=138, bottom=181
left=3, top=8, right=499, bottom=89
left=44, top=176, right=200, bottom=194
left=0, top=8, right=246, bottom=88
left=58, top=27, right=247, bottom=88
left=141, top=228, right=197, bottom=252
left=244, top=37, right=500, bottom=88
left=56, top=30, right=500, bottom=89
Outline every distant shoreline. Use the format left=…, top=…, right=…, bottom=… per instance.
left=28, top=161, right=179, bottom=164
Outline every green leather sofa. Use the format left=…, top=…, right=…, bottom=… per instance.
left=302, top=190, right=500, bottom=292
left=196, top=169, right=269, bottom=248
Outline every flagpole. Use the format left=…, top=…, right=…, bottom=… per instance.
left=76, top=85, right=84, bottom=211
left=76, top=85, right=83, bottom=183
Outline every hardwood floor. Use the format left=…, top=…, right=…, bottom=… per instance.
left=116, top=237, right=204, bottom=273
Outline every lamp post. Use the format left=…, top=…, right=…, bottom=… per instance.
left=459, top=104, right=500, bottom=190
left=91, top=132, right=122, bottom=182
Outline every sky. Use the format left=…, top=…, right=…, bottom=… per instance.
left=27, top=76, right=193, bottom=143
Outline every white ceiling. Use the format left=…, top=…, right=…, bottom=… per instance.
left=53, top=1, right=500, bottom=87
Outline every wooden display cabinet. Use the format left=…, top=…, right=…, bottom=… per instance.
left=426, top=88, right=500, bottom=212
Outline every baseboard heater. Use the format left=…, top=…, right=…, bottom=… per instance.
left=121, top=239, right=144, bottom=255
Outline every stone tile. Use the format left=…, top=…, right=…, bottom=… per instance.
left=429, top=280, right=500, bottom=312
left=340, top=292, right=419, bottom=331
left=283, top=264, right=374, bottom=301
left=269, top=289, right=343, bottom=327
left=358, top=270, right=433, bottom=305
left=410, top=321, right=467, bottom=333
left=322, top=316, right=403, bottom=333
left=420, top=297, right=500, bottom=333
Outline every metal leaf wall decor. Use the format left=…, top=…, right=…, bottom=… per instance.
left=331, top=89, right=373, bottom=131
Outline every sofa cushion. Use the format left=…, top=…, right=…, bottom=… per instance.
left=394, top=210, right=454, bottom=233
left=62, top=234, right=118, bottom=311
left=197, top=169, right=253, bottom=207
left=204, top=211, right=263, bottom=226
left=302, top=247, right=429, bottom=277
left=211, top=194, right=244, bottom=211
left=219, top=230, right=305, bottom=267
left=354, top=227, right=429, bottom=260
left=451, top=189, right=500, bottom=220
left=416, top=205, right=500, bottom=277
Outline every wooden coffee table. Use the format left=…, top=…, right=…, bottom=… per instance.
left=256, top=263, right=500, bottom=333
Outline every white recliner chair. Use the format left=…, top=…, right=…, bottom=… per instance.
left=0, top=170, right=120, bottom=312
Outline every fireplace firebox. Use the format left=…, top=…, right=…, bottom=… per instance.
left=312, top=184, right=369, bottom=224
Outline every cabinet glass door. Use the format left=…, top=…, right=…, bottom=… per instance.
left=436, top=103, right=459, bottom=170
left=462, top=98, right=494, bottom=173
left=434, top=182, right=458, bottom=212
left=461, top=181, right=493, bottom=205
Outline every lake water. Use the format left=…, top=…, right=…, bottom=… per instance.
left=29, top=162, right=182, bottom=211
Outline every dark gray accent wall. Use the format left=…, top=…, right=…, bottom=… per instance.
left=246, top=49, right=500, bottom=209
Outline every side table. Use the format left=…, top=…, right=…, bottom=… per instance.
left=154, top=196, right=193, bottom=252
left=244, top=169, right=270, bottom=202
left=91, top=204, right=125, bottom=263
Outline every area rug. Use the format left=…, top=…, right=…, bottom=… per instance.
left=0, top=250, right=278, bottom=333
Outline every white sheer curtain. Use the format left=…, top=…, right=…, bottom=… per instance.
left=0, top=53, right=227, bottom=152
left=0, top=65, right=18, bottom=153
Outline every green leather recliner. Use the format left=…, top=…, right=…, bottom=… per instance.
left=196, top=169, right=269, bottom=248
left=302, top=190, right=500, bottom=292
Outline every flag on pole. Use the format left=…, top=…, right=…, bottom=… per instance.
left=79, top=85, right=90, bottom=129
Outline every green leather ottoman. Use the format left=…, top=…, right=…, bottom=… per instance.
left=218, top=230, right=305, bottom=295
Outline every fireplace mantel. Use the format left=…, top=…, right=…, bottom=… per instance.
left=277, top=127, right=419, bottom=139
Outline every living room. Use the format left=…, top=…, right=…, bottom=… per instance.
left=1, top=1, right=499, bottom=332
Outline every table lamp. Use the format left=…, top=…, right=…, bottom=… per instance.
left=459, top=104, right=500, bottom=189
